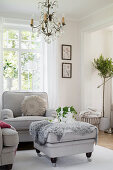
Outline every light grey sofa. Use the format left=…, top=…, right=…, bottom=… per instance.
left=0, top=127, right=19, bottom=170
left=1, top=91, right=55, bottom=142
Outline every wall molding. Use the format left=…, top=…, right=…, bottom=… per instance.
left=79, top=3, right=113, bottom=22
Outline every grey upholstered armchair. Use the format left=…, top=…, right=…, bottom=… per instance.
left=1, top=91, right=56, bottom=142
left=0, top=127, right=19, bottom=170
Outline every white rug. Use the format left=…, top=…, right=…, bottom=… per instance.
left=13, top=146, right=113, bottom=170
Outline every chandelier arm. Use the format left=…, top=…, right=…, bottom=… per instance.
left=32, top=25, right=41, bottom=29
left=41, top=12, right=44, bottom=15
left=53, top=21, right=62, bottom=29
left=42, top=29, right=51, bottom=37
left=53, top=26, right=61, bottom=32
left=38, top=2, right=46, bottom=8
left=53, top=22, right=62, bottom=30
left=52, top=1, right=57, bottom=7
left=41, top=25, right=49, bottom=36
left=42, top=24, right=53, bottom=36
left=49, top=29, right=53, bottom=35
left=48, top=0, right=57, bottom=9
left=51, top=12, right=55, bottom=17
left=42, top=30, right=47, bottom=36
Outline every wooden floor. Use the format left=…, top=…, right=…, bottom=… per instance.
left=18, top=131, right=113, bottom=151
left=98, top=131, right=113, bottom=150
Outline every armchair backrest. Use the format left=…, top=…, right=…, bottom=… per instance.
left=2, top=91, right=48, bottom=117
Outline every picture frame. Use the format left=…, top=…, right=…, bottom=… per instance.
left=62, top=44, right=72, bottom=60
left=62, top=63, right=72, bottom=78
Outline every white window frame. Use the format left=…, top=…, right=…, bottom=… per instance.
left=2, top=25, right=44, bottom=92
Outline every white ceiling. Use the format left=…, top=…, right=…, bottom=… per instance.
left=0, top=0, right=113, bottom=21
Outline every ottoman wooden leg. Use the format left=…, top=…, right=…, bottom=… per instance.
left=86, top=152, right=92, bottom=158
left=36, top=149, right=40, bottom=154
left=36, top=149, right=41, bottom=157
left=51, top=158, right=57, bottom=167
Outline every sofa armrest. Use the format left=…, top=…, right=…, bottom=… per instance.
left=0, top=128, right=2, bottom=154
left=1, top=109, right=14, bottom=120
left=45, top=109, right=57, bottom=118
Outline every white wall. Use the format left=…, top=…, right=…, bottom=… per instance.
left=57, top=20, right=81, bottom=113
left=81, top=29, right=112, bottom=119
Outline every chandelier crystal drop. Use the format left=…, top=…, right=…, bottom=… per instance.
left=30, top=0, right=66, bottom=43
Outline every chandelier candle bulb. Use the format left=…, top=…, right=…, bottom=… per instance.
left=44, top=14, right=47, bottom=22
left=62, top=17, right=64, bottom=22
left=30, top=19, right=34, bottom=26
left=62, top=17, right=65, bottom=25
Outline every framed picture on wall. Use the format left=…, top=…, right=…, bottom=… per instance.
left=62, top=63, right=72, bottom=78
left=62, top=44, right=72, bottom=60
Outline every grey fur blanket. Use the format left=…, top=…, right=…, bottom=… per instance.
left=29, top=120, right=98, bottom=145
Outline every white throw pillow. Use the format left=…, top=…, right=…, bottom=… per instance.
left=21, top=95, right=47, bottom=116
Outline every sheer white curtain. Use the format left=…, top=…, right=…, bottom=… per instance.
left=43, top=40, right=59, bottom=109
left=0, top=18, right=3, bottom=118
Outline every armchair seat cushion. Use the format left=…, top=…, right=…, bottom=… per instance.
left=5, top=116, right=52, bottom=130
left=2, top=128, right=19, bottom=147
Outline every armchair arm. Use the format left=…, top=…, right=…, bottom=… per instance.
left=0, top=128, right=2, bottom=154
left=1, top=109, right=14, bottom=120
left=45, top=109, right=57, bottom=118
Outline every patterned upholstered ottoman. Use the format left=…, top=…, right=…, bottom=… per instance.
left=30, top=120, right=98, bottom=166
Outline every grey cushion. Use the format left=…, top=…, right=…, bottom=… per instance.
left=5, top=116, right=52, bottom=130
left=2, top=91, right=48, bottom=117
left=2, top=128, right=19, bottom=147
left=47, top=129, right=97, bottom=144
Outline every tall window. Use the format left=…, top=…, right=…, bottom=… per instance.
left=3, top=28, right=43, bottom=91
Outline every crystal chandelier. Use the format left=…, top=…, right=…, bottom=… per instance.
left=30, top=0, right=66, bottom=43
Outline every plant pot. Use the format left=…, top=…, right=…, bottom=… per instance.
left=99, top=117, right=110, bottom=131
left=6, top=77, right=13, bottom=90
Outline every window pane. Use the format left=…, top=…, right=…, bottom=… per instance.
left=3, top=51, right=18, bottom=90
left=21, top=31, right=31, bottom=49
left=21, top=41, right=30, bottom=49
left=31, top=41, right=40, bottom=50
left=3, top=29, right=19, bottom=48
left=21, top=71, right=32, bottom=90
left=31, top=32, right=38, bottom=41
left=21, top=31, right=30, bottom=41
left=21, top=52, right=40, bottom=90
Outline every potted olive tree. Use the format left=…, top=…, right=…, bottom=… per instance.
left=93, top=55, right=113, bottom=132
